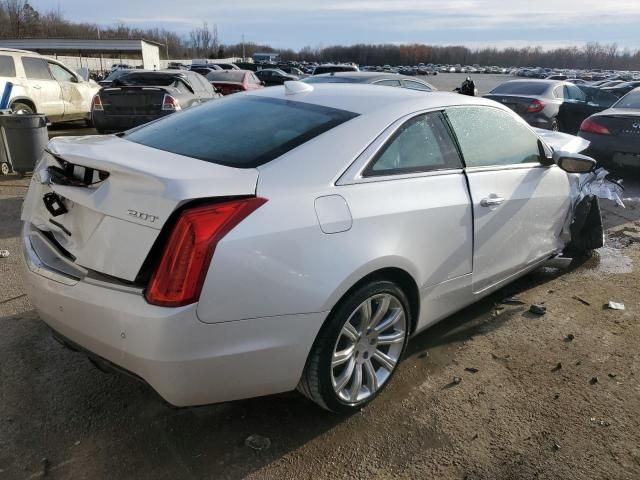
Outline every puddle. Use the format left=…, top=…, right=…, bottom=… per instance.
left=584, top=245, right=634, bottom=274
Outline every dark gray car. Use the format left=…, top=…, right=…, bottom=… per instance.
left=303, top=72, right=436, bottom=92
left=484, top=79, right=617, bottom=133
left=92, top=70, right=221, bottom=133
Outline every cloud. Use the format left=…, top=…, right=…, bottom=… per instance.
left=29, top=0, right=640, bottom=50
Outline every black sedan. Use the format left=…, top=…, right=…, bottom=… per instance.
left=92, top=70, right=220, bottom=133
left=302, top=72, right=435, bottom=92
left=601, top=81, right=640, bottom=99
left=254, top=69, right=299, bottom=86
left=578, top=88, right=640, bottom=168
left=484, top=79, right=617, bottom=133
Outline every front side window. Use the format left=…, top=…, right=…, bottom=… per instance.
left=22, top=57, right=53, bottom=80
left=564, top=84, right=586, bottom=102
left=0, top=55, right=16, bottom=77
left=49, top=63, right=76, bottom=83
left=446, top=106, right=541, bottom=168
left=126, top=96, right=359, bottom=168
left=365, top=112, right=462, bottom=176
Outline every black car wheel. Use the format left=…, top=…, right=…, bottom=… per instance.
left=10, top=101, right=35, bottom=115
left=551, top=117, right=561, bottom=132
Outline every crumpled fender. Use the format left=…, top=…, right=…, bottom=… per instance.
left=533, top=128, right=591, bottom=154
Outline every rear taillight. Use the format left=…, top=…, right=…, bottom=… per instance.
left=162, top=94, right=181, bottom=111
left=579, top=117, right=611, bottom=135
left=145, top=197, right=267, bottom=307
left=526, top=99, right=545, bottom=113
left=91, top=94, right=103, bottom=111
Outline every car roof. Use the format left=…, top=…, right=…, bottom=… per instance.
left=246, top=82, right=495, bottom=115
left=500, top=79, right=564, bottom=86
left=0, top=47, right=38, bottom=55
left=310, top=72, right=427, bottom=82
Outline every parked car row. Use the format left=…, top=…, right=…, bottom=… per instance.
left=484, top=78, right=640, bottom=168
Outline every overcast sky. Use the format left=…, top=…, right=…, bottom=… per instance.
left=32, top=0, right=640, bottom=50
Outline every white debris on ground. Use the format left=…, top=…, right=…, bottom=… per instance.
left=0, top=250, right=9, bottom=258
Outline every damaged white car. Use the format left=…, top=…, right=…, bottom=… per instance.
left=20, top=83, right=622, bottom=413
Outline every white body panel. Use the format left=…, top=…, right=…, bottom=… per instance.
left=21, top=84, right=587, bottom=406
left=466, top=164, right=571, bottom=292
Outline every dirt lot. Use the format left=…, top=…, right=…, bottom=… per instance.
left=1, top=79, right=640, bottom=479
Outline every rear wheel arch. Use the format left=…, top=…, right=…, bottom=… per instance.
left=325, top=266, right=421, bottom=337
left=10, top=98, right=36, bottom=113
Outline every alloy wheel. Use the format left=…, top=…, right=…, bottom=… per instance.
left=330, top=293, right=407, bottom=404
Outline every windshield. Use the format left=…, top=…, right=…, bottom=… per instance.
left=125, top=96, right=359, bottom=168
left=206, top=71, right=245, bottom=82
left=490, top=82, right=550, bottom=96
left=105, top=69, right=134, bottom=81
left=614, top=90, right=640, bottom=109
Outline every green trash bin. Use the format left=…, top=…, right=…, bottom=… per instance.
left=0, top=113, right=48, bottom=176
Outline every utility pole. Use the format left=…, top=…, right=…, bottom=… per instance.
left=242, top=34, right=245, bottom=62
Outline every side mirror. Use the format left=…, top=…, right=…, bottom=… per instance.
left=553, top=150, right=596, bottom=173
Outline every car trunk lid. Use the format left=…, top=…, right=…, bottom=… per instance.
left=99, top=86, right=170, bottom=115
left=21, top=135, right=258, bottom=282
left=593, top=109, right=640, bottom=136
left=484, top=94, right=541, bottom=114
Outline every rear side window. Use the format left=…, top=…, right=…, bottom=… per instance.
left=403, top=80, right=433, bottom=92
left=125, top=96, right=359, bottom=168
left=365, top=112, right=462, bottom=176
left=0, top=55, right=16, bottom=77
left=446, top=106, right=541, bottom=167
left=374, top=79, right=401, bottom=87
left=22, top=57, right=53, bottom=80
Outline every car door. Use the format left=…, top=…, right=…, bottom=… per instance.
left=558, top=84, right=603, bottom=134
left=21, top=57, right=64, bottom=119
left=48, top=61, right=90, bottom=119
left=339, top=111, right=473, bottom=329
left=446, top=105, right=571, bottom=294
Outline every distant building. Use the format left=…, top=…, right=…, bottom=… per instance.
left=253, top=52, right=280, bottom=63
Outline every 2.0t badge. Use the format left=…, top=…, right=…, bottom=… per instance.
left=127, top=209, right=159, bottom=223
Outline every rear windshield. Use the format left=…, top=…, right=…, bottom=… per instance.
left=314, top=66, right=357, bottom=75
left=125, top=96, right=359, bottom=168
left=490, top=82, right=551, bottom=96
left=304, top=76, right=361, bottom=84
left=114, top=73, right=182, bottom=86
left=614, top=90, right=640, bottom=109
left=206, top=71, right=245, bottom=82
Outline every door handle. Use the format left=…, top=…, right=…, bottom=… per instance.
left=480, top=196, right=505, bottom=207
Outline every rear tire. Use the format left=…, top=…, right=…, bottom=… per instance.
left=298, top=280, right=411, bottom=413
left=550, top=117, right=561, bottom=132
left=10, top=101, right=35, bottom=115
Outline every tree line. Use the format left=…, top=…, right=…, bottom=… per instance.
left=0, top=0, right=638, bottom=70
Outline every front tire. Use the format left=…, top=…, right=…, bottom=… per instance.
left=298, top=280, right=411, bottom=413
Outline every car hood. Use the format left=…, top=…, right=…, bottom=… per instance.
left=533, top=128, right=590, bottom=154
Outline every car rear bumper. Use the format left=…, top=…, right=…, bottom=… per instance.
left=22, top=224, right=326, bottom=406
left=578, top=131, right=640, bottom=167
left=92, top=111, right=172, bottom=132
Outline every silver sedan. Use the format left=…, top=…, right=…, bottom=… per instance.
left=22, top=82, right=602, bottom=413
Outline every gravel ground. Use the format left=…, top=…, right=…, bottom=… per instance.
left=1, top=76, right=639, bottom=479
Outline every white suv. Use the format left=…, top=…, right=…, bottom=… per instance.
left=0, top=48, right=99, bottom=124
